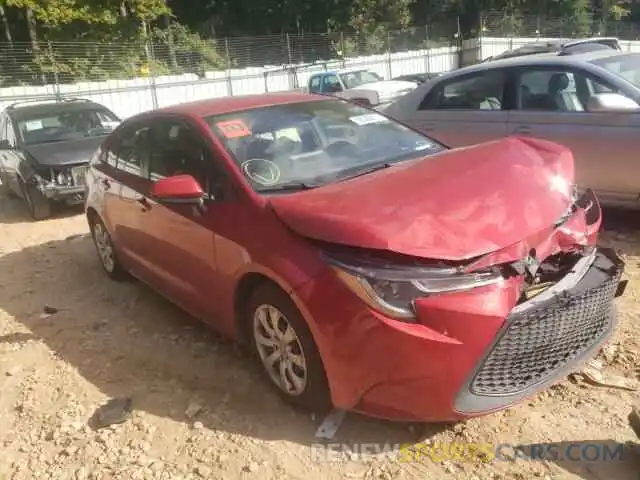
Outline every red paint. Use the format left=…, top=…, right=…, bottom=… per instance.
left=269, top=136, right=576, bottom=261
left=151, top=174, right=204, bottom=200
left=85, top=94, right=608, bottom=422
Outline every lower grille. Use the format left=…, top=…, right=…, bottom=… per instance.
left=470, top=251, right=622, bottom=397
left=70, top=165, right=89, bottom=186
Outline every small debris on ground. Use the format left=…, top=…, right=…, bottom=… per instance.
left=185, top=400, right=203, bottom=419
left=5, top=365, right=21, bottom=376
left=315, top=409, right=346, bottom=440
left=570, top=360, right=639, bottom=391
left=89, top=397, right=133, bottom=429
left=39, top=305, right=59, bottom=318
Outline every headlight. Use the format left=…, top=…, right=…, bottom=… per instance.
left=378, top=93, right=398, bottom=104
left=327, top=255, right=503, bottom=321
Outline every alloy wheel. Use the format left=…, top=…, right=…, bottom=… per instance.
left=253, top=304, right=308, bottom=396
left=92, top=222, right=115, bottom=273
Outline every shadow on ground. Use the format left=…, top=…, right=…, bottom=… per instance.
left=0, top=193, right=83, bottom=224
left=514, top=440, right=640, bottom=480
left=0, top=232, right=447, bottom=448
left=0, top=198, right=639, bottom=476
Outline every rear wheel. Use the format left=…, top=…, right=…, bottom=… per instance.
left=247, top=283, right=332, bottom=413
left=89, top=215, right=127, bottom=280
left=20, top=179, right=51, bottom=220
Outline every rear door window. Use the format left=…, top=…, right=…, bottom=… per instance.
left=419, top=70, right=506, bottom=110
left=322, top=74, right=342, bottom=93
left=109, top=123, right=151, bottom=176
left=309, top=76, right=321, bottom=93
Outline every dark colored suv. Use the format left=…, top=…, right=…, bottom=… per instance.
left=0, top=98, right=120, bottom=219
left=482, top=37, right=621, bottom=63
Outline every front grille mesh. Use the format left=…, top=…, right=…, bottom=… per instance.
left=470, top=268, right=621, bottom=396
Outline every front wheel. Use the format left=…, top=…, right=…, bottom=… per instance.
left=247, top=283, right=332, bottom=413
left=20, top=180, right=51, bottom=220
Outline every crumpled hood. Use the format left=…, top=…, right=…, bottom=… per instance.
left=23, top=136, right=104, bottom=166
left=269, top=136, right=577, bottom=261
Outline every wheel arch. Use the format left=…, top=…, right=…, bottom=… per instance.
left=234, top=271, right=290, bottom=345
left=232, top=267, right=321, bottom=348
left=86, top=205, right=99, bottom=224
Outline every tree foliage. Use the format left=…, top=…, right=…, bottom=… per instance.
left=0, top=0, right=636, bottom=86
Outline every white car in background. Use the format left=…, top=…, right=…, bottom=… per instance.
left=306, top=68, right=418, bottom=106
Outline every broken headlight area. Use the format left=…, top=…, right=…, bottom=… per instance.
left=555, top=187, right=600, bottom=228
left=507, top=247, right=597, bottom=304
left=323, top=251, right=503, bottom=321
left=31, top=165, right=88, bottom=190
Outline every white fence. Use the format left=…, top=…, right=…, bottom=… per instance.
left=2, top=36, right=640, bottom=119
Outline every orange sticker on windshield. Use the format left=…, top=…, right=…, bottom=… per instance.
left=216, top=119, right=251, bottom=138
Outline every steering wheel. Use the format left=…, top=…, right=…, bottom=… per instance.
left=325, top=140, right=357, bottom=156
left=241, top=158, right=281, bottom=186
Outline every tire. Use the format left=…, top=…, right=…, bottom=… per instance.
left=246, top=283, right=332, bottom=413
left=89, top=215, right=128, bottom=281
left=20, top=180, right=51, bottom=220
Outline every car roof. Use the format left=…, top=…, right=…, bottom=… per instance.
left=6, top=99, right=110, bottom=119
left=316, top=68, right=372, bottom=75
left=445, top=49, right=633, bottom=77
left=152, top=91, right=330, bottom=118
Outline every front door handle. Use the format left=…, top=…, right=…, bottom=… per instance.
left=136, top=196, right=151, bottom=212
left=101, top=178, right=111, bottom=189
left=513, top=125, right=532, bottom=134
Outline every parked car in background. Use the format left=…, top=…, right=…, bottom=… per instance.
left=481, top=37, right=621, bottom=63
left=306, top=68, right=417, bottom=105
left=0, top=98, right=121, bottom=219
left=85, top=92, right=625, bottom=422
left=382, top=48, right=640, bottom=209
left=393, top=72, right=443, bottom=84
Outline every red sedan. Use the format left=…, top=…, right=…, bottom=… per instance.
left=84, top=92, right=625, bottom=422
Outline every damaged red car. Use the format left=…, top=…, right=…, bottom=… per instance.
left=84, top=92, right=626, bottom=422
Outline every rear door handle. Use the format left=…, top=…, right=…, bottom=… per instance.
left=422, top=123, right=437, bottom=132
left=136, top=196, right=151, bottom=212
left=512, top=125, right=532, bottom=134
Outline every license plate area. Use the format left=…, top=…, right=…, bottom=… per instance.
left=71, top=166, right=88, bottom=186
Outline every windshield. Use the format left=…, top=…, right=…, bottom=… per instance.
left=339, top=70, right=382, bottom=89
left=591, top=53, right=640, bottom=89
left=205, top=99, right=446, bottom=193
left=16, top=107, right=121, bottom=145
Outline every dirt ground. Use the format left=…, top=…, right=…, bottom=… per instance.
left=0, top=195, right=639, bottom=480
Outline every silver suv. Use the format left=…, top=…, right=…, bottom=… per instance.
left=383, top=46, right=640, bottom=209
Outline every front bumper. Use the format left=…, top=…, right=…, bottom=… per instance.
left=295, top=247, right=624, bottom=422
left=454, top=247, right=623, bottom=415
left=38, top=184, right=86, bottom=203
left=32, top=164, right=89, bottom=203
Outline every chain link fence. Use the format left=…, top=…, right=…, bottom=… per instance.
left=0, top=19, right=460, bottom=88
left=481, top=11, right=640, bottom=39
left=2, top=12, right=640, bottom=89
left=1, top=11, right=639, bottom=117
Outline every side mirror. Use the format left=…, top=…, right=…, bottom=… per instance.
left=587, top=93, right=640, bottom=112
left=151, top=174, right=204, bottom=205
left=0, top=139, right=12, bottom=149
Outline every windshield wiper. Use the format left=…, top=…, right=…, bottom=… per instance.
left=337, top=163, right=393, bottom=182
left=258, top=181, right=320, bottom=193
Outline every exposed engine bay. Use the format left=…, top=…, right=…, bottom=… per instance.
left=26, top=162, right=88, bottom=203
